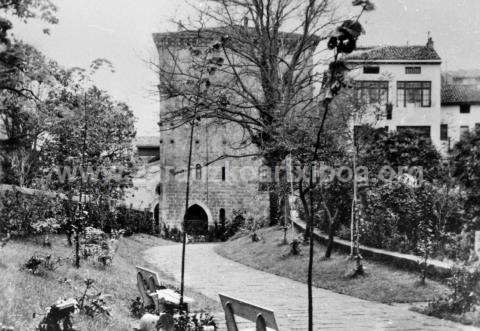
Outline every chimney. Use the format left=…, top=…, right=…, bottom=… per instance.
left=426, top=33, right=434, bottom=49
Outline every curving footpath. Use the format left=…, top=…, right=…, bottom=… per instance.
left=144, top=243, right=475, bottom=330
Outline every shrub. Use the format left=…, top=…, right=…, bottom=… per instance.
left=81, top=227, right=121, bottom=267
left=129, top=297, right=155, bottom=319
left=22, top=254, right=61, bottom=276
left=173, top=311, right=216, bottom=331
left=290, top=239, right=302, bottom=255
left=115, top=206, right=153, bottom=234
left=0, top=188, right=64, bottom=237
left=161, top=225, right=182, bottom=242
left=31, top=217, right=62, bottom=247
left=425, top=267, right=480, bottom=318
left=77, top=279, right=111, bottom=318
left=223, top=211, right=245, bottom=239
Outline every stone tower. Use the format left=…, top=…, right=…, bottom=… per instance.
left=152, top=30, right=270, bottom=233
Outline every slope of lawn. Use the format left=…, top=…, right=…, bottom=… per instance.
left=216, top=227, right=449, bottom=304
left=0, top=234, right=220, bottom=330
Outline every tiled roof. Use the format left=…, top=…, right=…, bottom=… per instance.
left=135, top=136, right=160, bottom=147
left=346, top=45, right=441, bottom=62
left=441, top=84, right=480, bottom=105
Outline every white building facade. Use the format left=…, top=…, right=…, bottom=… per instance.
left=441, top=84, right=480, bottom=152
left=345, top=39, right=480, bottom=155
left=346, top=39, right=444, bottom=151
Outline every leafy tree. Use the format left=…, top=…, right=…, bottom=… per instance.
left=452, top=128, right=480, bottom=222
left=41, top=79, right=137, bottom=267
left=361, top=128, right=442, bottom=182
left=0, top=42, right=61, bottom=185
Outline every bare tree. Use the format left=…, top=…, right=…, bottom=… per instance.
left=153, top=0, right=339, bottom=224
left=153, top=1, right=375, bottom=329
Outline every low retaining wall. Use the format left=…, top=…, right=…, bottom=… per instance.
left=293, top=219, right=454, bottom=281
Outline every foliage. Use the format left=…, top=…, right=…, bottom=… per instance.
left=0, top=188, right=64, bottom=237
left=129, top=297, right=155, bottom=319
left=115, top=206, right=153, bottom=234
left=452, top=128, right=480, bottom=219
left=173, top=311, right=216, bottom=331
left=289, top=238, right=302, bottom=256
left=31, top=218, right=61, bottom=236
left=81, top=227, right=121, bottom=267
left=22, top=254, right=61, bottom=276
left=162, top=225, right=183, bottom=242
left=360, top=181, right=466, bottom=259
left=425, top=267, right=480, bottom=318
left=222, top=209, right=269, bottom=240
left=360, top=127, right=442, bottom=182
left=77, top=278, right=111, bottom=318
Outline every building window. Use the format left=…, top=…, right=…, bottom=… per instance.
left=397, top=81, right=431, bottom=107
left=195, top=164, right=202, bottom=180
left=221, top=166, right=226, bottom=181
left=386, top=103, right=393, bottom=120
left=440, top=124, right=448, bottom=141
left=476, top=123, right=480, bottom=131
left=397, top=126, right=431, bottom=139
left=460, top=126, right=469, bottom=140
left=219, top=208, right=226, bottom=225
left=460, top=104, right=471, bottom=113
left=363, top=66, right=379, bottom=74
left=355, top=81, right=389, bottom=105
left=195, top=140, right=200, bottom=144
left=405, top=66, right=421, bottom=74
left=170, top=139, right=174, bottom=144
left=384, top=126, right=389, bottom=132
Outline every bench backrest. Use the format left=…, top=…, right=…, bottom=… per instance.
left=219, top=293, right=279, bottom=331
left=136, top=266, right=161, bottom=307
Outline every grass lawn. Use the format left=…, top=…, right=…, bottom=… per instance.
left=0, top=234, right=220, bottom=330
left=216, top=227, right=449, bottom=304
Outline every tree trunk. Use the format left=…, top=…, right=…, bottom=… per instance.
left=299, top=178, right=310, bottom=242
left=75, top=224, right=80, bottom=268
left=325, top=220, right=337, bottom=259
left=269, top=162, right=279, bottom=226
left=350, top=148, right=357, bottom=257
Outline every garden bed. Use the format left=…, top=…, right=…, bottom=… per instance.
left=216, top=227, right=450, bottom=304
left=0, top=234, right=220, bottom=330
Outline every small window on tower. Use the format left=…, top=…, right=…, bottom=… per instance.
left=221, top=166, right=226, bottom=181
left=170, top=139, right=175, bottom=144
left=195, top=164, right=202, bottom=180
left=363, top=66, right=380, bottom=74
left=219, top=208, right=226, bottom=225
left=195, top=140, right=200, bottom=144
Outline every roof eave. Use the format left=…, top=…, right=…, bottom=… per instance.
left=442, top=101, right=480, bottom=106
left=346, top=59, right=442, bottom=65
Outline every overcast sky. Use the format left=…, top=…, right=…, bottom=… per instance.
left=10, top=0, right=480, bottom=136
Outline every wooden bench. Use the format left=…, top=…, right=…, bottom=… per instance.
left=136, top=266, right=194, bottom=314
left=219, top=293, right=279, bottom=331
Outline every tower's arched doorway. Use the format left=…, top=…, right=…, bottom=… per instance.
left=184, top=204, right=209, bottom=235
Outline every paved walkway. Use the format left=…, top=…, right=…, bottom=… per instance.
left=144, top=243, right=474, bottom=330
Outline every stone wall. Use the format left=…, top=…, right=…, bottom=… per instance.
left=157, top=121, right=270, bottom=228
